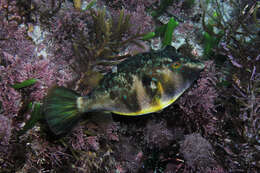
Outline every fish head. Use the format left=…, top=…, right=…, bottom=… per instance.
left=167, top=55, right=205, bottom=92
left=172, top=56, right=205, bottom=74
left=162, top=46, right=205, bottom=77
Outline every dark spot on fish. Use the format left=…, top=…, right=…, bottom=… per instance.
left=109, top=89, right=117, bottom=100
left=141, top=74, right=162, bottom=103
left=162, top=81, right=177, bottom=97
left=121, top=90, right=141, bottom=113
left=141, top=75, right=151, bottom=86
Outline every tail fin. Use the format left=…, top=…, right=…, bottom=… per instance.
left=43, top=86, right=81, bottom=135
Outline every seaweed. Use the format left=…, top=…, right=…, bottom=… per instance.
left=200, top=0, right=259, bottom=59
left=71, top=8, right=146, bottom=89
left=12, top=78, right=37, bottom=89
left=141, top=17, right=179, bottom=48
left=201, top=3, right=224, bottom=56
left=199, top=0, right=260, bottom=171
left=162, top=17, right=179, bottom=46
left=19, top=102, right=43, bottom=135
left=77, top=9, right=138, bottom=64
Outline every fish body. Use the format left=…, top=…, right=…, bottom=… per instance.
left=44, top=46, right=205, bottom=135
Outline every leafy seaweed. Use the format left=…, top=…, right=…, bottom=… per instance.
left=12, top=78, right=37, bottom=89
left=85, top=0, right=97, bottom=10
left=71, top=8, right=146, bottom=89
left=19, top=102, right=43, bottom=135
left=202, top=8, right=224, bottom=56
left=162, top=17, right=179, bottom=46
left=142, top=32, right=156, bottom=40
left=203, top=31, right=222, bottom=56
left=142, top=17, right=178, bottom=47
left=201, top=0, right=258, bottom=58
left=73, top=8, right=145, bottom=70
left=200, top=1, right=260, bottom=171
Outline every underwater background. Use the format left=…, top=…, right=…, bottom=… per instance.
left=0, top=0, right=259, bottom=172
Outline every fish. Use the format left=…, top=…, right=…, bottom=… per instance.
left=43, top=46, right=205, bottom=135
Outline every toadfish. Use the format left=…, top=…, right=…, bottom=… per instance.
left=43, top=46, right=205, bottom=135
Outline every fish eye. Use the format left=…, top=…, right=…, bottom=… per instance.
left=172, top=62, right=181, bottom=69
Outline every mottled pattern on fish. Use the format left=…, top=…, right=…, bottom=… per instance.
left=78, top=46, right=204, bottom=116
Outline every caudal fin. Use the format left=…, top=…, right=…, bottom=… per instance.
left=43, top=86, right=81, bottom=135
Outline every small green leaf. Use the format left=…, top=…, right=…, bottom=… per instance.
left=203, top=32, right=213, bottom=55
left=203, top=30, right=223, bottom=56
left=28, top=102, right=33, bottom=110
left=19, top=102, right=43, bottom=135
left=12, top=78, right=37, bottom=89
left=142, top=32, right=156, bottom=40
left=162, top=17, right=179, bottom=46
left=86, top=0, right=97, bottom=10
left=213, top=11, right=218, bottom=18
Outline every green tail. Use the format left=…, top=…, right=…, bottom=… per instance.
left=43, top=86, right=81, bottom=135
